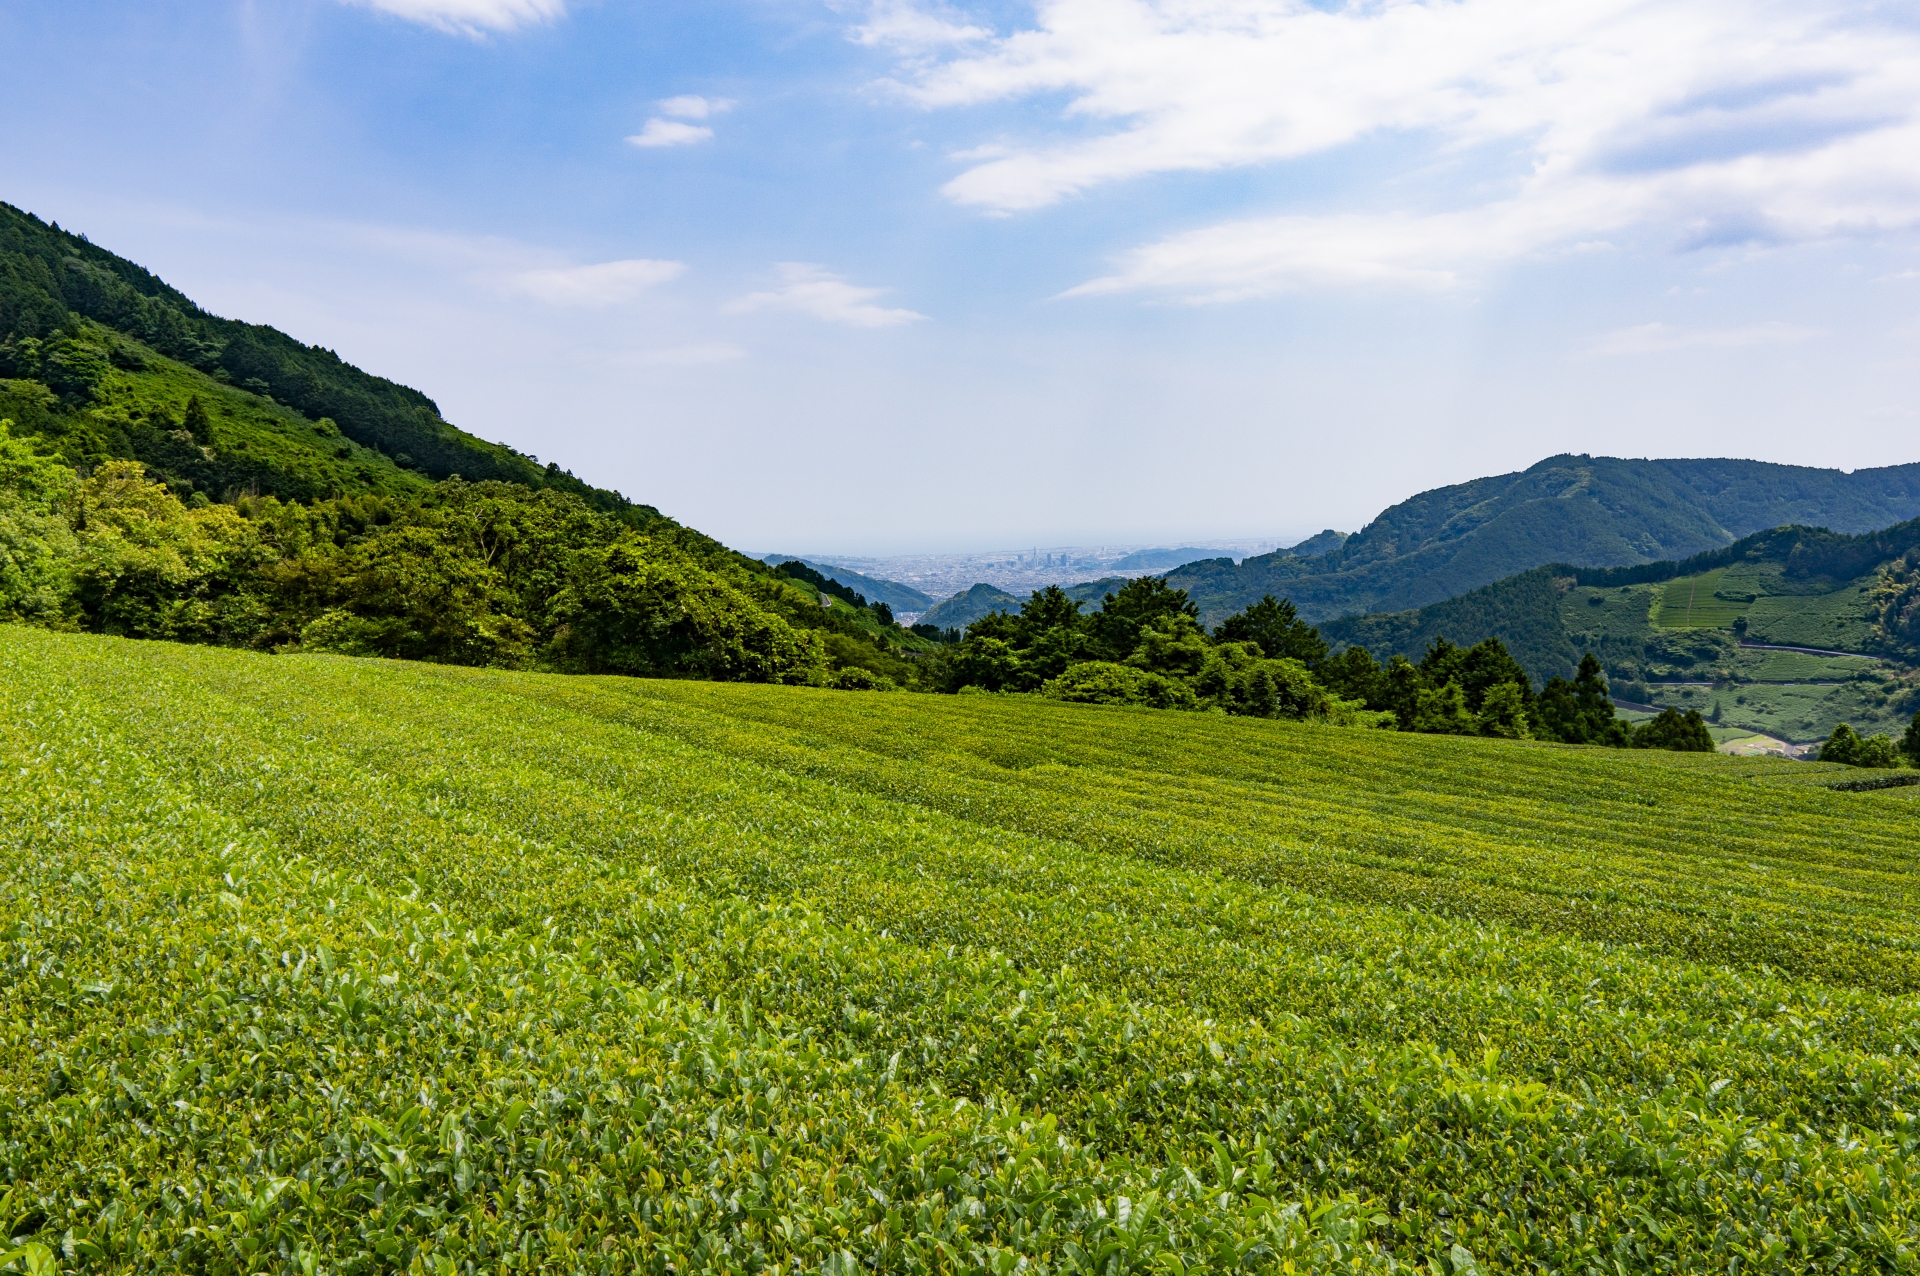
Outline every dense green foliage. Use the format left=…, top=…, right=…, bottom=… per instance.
left=0, top=332, right=430, bottom=506
left=933, top=582, right=1689, bottom=750
left=936, top=582, right=1389, bottom=726
left=772, top=559, right=901, bottom=627
left=1165, top=455, right=1920, bottom=625
left=1819, top=722, right=1905, bottom=768
left=759, top=556, right=933, bottom=613
left=0, top=419, right=865, bottom=682
left=5, top=629, right=1920, bottom=1273
left=0, top=202, right=646, bottom=515
left=1628, top=707, right=1716, bottom=753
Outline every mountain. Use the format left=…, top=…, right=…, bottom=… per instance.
left=0, top=200, right=650, bottom=519
left=918, top=582, right=1025, bottom=630
left=1321, top=516, right=1920, bottom=742
left=758, top=556, right=934, bottom=612
left=1164, top=455, right=1920, bottom=625
left=1284, top=529, right=1350, bottom=559
left=1110, top=546, right=1221, bottom=571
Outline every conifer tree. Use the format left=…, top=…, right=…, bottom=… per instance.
left=180, top=395, right=211, bottom=444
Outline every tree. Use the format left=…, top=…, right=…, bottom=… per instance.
left=1572, top=654, right=1632, bottom=746
left=1015, top=584, right=1083, bottom=643
left=1124, top=613, right=1211, bottom=678
left=1412, top=681, right=1477, bottom=735
left=1857, top=734, right=1901, bottom=769
left=543, top=538, right=823, bottom=682
left=1385, top=657, right=1425, bottom=731
left=1318, top=644, right=1389, bottom=708
left=1823, top=722, right=1902, bottom=768
left=1041, top=660, right=1199, bottom=710
left=1476, top=681, right=1532, bottom=739
left=1903, top=709, right=1920, bottom=766
left=0, top=418, right=80, bottom=623
left=181, top=394, right=212, bottom=444
left=1213, top=594, right=1328, bottom=665
left=1087, top=576, right=1196, bottom=661
left=1533, top=677, right=1582, bottom=742
left=1820, top=722, right=1861, bottom=765
left=1632, top=707, right=1714, bottom=752
left=1418, top=638, right=1465, bottom=691
left=1536, top=654, right=1630, bottom=746
left=949, top=635, right=1021, bottom=692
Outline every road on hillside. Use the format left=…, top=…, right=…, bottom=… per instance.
left=1739, top=640, right=1878, bottom=659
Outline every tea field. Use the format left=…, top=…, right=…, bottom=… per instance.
left=4, top=628, right=1920, bottom=1275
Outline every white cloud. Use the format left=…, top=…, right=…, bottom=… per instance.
left=873, top=0, right=1920, bottom=298
left=627, top=120, right=716, bottom=149
left=627, top=97, right=736, bottom=148
left=1583, top=321, right=1821, bottom=357
left=851, top=0, right=992, bottom=50
left=657, top=96, right=735, bottom=121
left=342, top=0, right=563, bottom=36
left=725, top=263, right=927, bottom=327
left=509, top=259, right=686, bottom=305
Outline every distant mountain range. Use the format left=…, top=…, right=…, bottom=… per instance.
left=1164, top=455, right=1920, bottom=625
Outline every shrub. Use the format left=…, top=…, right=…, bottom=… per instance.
left=1632, top=707, right=1714, bottom=752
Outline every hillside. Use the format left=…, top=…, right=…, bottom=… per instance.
left=917, top=580, right=1025, bottom=629
left=1324, top=516, right=1920, bottom=743
left=757, top=555, right=934, bottom=612
left=0, top=200, right=951, bottom=685
left=0, top=200, right=649, bottom=518
left=5, top=626, right=1919, bottom=1272
left=1166, top=454, right=1920, bottom=624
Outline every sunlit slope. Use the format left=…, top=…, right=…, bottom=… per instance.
left=5, top=628, right=1920, bottom=1272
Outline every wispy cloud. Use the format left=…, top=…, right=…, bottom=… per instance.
left=871, top=0, right=1920, bottom=299
left=851, top=0, right=991, bottom=50
left=341, top=0, right=563, bottom=36
left=1583, top=321, right=1820, bottom=358
left=509, top=259, right=686, bottom=305
left=628, top=96, right=735, bottom=148
left=628, top=120, right=714, bottom=148
left=657, top=95, right=734, bottom=120
left=725, top=263, right=926, bottom=328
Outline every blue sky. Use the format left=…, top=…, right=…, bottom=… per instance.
left=4, top=0, right=1919, bottom=553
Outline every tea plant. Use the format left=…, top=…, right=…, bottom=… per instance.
left=5, top=628, right=1920, bottom=1273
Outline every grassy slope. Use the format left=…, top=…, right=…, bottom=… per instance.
left=6, top=627, right=1920, bottom=1270
left=0, top=321, right=429, bottom=502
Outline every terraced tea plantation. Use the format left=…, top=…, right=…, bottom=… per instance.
left=4, top=628, right=1920, bottom=1275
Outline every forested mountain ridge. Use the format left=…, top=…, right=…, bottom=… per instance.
left=1321, top=515, right=1920, bottom=742
left=0, top=200, right=649, bottom=520
left=1167, top=454, right=1920, bottom=624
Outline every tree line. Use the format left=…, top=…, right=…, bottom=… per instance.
left=924, top=580, right=1724, bottom=749
left=0, top=420, right=843, bottom=682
